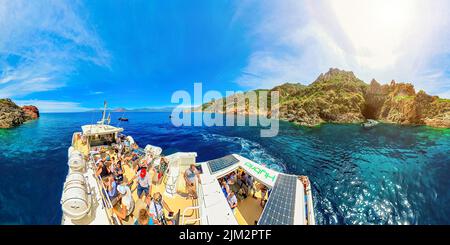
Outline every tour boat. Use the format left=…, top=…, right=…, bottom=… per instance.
left=60, top=103, right=315, bottom=225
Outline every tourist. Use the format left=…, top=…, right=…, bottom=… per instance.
left=260, top=185, right=268, bottom=207
left=136, top=159, right=147, bottom=172
left=298, top=175, right=311, bottom=223
left=96, top=160, right=112, bottom=178
left=227, top=172, right=236, bottom=185
left=227, top=171, right=240, bottom=194
left=94, top=155, right=104, bottom=166
left=114, top=185, right=135, bottom=222
left=132, top=143, right=140, bottom=154
left=227, top=191, right=238, bottom=212
left=236, top=172, right=249, bottom=198
left=124, top=139, right=130, bottom=148
left=133, top=167, right=152, bottom=199
left=113, top=160, right=124, bottom=184
left=245, top=173, right=256, bottom=198
left=237, top=171, right=245, bottom=187
left=299, top=175, right=309, bottom=190
left=109, top=157, right=116, bottom=172
left=237, top=185, right=248, bottom=199
left=184, top=164, right=201, bottom=199
left=131, top=152, right=139, bottom=166
left=123, top=153, right=133, bottom=168
left=135, top=208, right=155, bottom=225
left=99, top=146, right=106, bottom=154
left=117, top=143, right=124, bottom=158
left=147, top=192, right=174, bottom=225
left=221, top=180, right=230, bottom=198
left=154, top=156, right=169, bottom=184
left=105, top=175, right=119, bottom=205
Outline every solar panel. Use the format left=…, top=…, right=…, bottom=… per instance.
left=258, top=174, right=297, bottom=225
left=207, top=155, right=239, bottom=174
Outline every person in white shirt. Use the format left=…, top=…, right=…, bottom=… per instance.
left=132, top=168, right=152, bottom=199
left=227, top=191, right=238, bottom=212
left=114, top=185, right=135, bottom=222
left=147, top=192, right=173, bottom=225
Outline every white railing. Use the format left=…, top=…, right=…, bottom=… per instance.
left=305, top=184, right=315, bottom=225
left=195, top=177, right=209, bottom=225
left=180, top=206, right=201, bottom=225
left=89, top=158, right=121, bottom=225
left=180, top=177, right=208, bottom=225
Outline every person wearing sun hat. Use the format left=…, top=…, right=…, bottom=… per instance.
left=113, top=184, right=135, bottom=222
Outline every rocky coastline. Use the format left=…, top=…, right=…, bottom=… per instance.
left=199, top=68, right=450, bottom=128
left=0, top=99, right=40, bottom=129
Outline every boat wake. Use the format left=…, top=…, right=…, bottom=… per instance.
left=200, top=133, right=287, bottom=173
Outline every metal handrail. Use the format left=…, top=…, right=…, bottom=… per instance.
left=180, top=177, right=208, bottom=225
left=90, top=159, right=121, bottom=225
left=195, top=178, right=207, bottom=225
left=305, top=185, right=315, bottom=225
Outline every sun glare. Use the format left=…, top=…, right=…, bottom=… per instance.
left=329, top=0, right=417, bottom=70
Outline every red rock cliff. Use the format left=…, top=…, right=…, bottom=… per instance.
left=22, top=105, right=40, bottom=120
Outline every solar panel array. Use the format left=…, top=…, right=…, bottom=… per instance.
left=258, top=174, right=297, bottom=225
left=207, top=155, right=239, bottom=174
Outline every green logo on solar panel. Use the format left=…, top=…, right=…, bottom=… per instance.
left=244, top=162, right=276, bottom=182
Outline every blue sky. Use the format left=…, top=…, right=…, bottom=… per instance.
left=1, top=0, right=450, bottom=112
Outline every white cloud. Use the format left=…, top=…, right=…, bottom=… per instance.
left=234, top=0, right=450, bottom=98
left=0, top=0, right=110, bottom=98
left=14, top=99, right=91, bottom=113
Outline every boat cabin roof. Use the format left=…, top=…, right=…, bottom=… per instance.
left=199, top=154, right=307, bottom=225
left=81, top=124, right=124, bottom=136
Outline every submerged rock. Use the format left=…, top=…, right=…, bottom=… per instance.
left=0, top=99, right=40, bottom=129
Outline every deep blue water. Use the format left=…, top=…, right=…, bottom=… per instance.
left=0, top=112, right=449, bottom=224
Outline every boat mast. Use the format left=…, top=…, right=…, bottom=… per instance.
left=99, top=101, right=107, bottom=125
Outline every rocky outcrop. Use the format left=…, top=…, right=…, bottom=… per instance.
left=364, top=80, right=450, bottom=127
left=200, top=68, right=450, bottom=128
left=0, top=99, right=40, bottom=129
left=22, top=105, right=40, bottom=120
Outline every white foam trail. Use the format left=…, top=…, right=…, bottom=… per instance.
left=201, top=133, right=287, bottom=172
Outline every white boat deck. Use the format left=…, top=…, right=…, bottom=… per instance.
left=197, top=174, right=238, bottom=225
left=61, top=168, right=112, bottom=225
left=62, top=103, right=315, bottom=225
left=198, top=154, right=313, bottom=225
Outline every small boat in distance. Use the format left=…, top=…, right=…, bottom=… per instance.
left=61, top=102, right=315, bottom=225
left=362, top=119, right=379, bottom=128
left=118, top=117, right=128, bottom=122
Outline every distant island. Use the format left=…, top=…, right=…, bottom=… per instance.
left=0, top=99, right=40, bottom=129
left=198, top=68, right=450, bottom=128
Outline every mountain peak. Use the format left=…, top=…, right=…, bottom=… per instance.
left=314, top=68, right=361, bottom=85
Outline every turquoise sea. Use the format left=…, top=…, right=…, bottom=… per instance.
left=0, top=112, right=449, bottom=224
